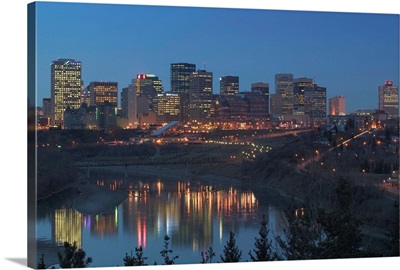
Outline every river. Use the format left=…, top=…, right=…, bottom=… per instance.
left=36, top=169, right=291, bottom=267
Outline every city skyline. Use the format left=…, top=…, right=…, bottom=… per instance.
left=36, top=2, right=399, bottom=114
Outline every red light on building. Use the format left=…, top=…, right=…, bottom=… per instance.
left=384, top=81, right=393, bottom=86
left=137, top=74, right=146, bottom=80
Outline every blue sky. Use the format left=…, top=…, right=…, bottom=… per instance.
left=35, top=1, right=399, bottom=113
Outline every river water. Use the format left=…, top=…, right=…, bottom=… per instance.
left=36, top=170, right=290, bottom=267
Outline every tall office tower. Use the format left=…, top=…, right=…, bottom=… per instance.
left=134, top=74, right=164, bottom=111
left=270, top=93, right=282, bottom=117
left=220, top=76, right=239, bottom=96
left=329, top=95, right=346, bottom=116
left=251, top=82, right=269, bottom=95
left=120, top=87, right=129, bottom=119
left=305, top=84, right=327, bottom=125
left=127, top=82, right=138, bottom=128
left=88, top=81, right=118, bottom=107
left=275, top=73, right=294, bottom=116
left=42, top=98, right=51, bottom=117
left=137, top=96, right=150, bottom=114
left=170, top=63, right=196, bottom=93
left=293, top=78, right=313, bottom=115
left=189, top=69, right=213, bottom=122
left=379, top=81, right=399, bottom=119
left=251, top=82, right=270, bottom=114
left=155, top=93, right=181, bottom=124
left=122, top=76, right=142, bottom=128
left=179, top=92, right=190, bottom=122
left=51, top=58, right=82, bottom=126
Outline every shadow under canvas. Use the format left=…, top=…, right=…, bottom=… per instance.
left=5, top=258, right=27, bottom=267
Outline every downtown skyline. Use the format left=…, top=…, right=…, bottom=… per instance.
left=35, top=2, right=399, bottom=114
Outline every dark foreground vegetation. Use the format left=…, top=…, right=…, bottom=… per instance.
left=240, top=127, right=399, bottom=247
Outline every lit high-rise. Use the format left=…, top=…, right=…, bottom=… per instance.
left=88, top=81, right=118, bottom=107
left=51, top=58, right=82, bottom=126
left=251, top=82, right=270, bottom=114
left=189, top=69, right=213, bottom=121
left=156, top=93, right=181, bottom=124
left=134, top=74, right=164, bottom=111
left=127, top=79, right=138, bottom=128
left=170, top=63, right=196, bottom=94
left=251, top=82, right=269, bottom=95
left=293, top=78, right=313, bottom=115
left=220, top=76, right=239, bottom=96
left=305, top=84, right=327, bottom=125
left=379, top=81, right=399, bottom=119
left=275, top=73, right=294, bottom=116
left=329, top=95, right=346, bottom=116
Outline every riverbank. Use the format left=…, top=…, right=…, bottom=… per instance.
left=91, top=162, right=244, bottom=187
left=37, top=185, right=72, bottom=202
left=87, top=161, right=396, bottom=218
left=86, top=162, right=304, bottom=205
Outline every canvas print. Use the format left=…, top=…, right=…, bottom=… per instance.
left=27, top=1, right=399, bottom=269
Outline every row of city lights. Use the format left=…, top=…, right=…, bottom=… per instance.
left=204, top=140, right=247, bottom=146
left=203, top=140, right=272, bottom=160
left=242, top=143, right=272, bottom=160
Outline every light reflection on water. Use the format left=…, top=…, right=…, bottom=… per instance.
left=37, top=174, right=288, bottom=267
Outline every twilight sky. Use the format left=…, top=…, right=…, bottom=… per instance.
left=35, top=1, right=399, bottom=113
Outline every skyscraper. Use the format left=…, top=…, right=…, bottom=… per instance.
left=179, top=92, right=190, bottom=122
left=275, top=73, right=294, bottom=116
left=88, top=81, right=118, bottom=107
left=170, top=63, right=196, bottom=94
left=251, top=82, right=270, bottom=114
left=189, top=69, right=213, bottom=121
left=305, top=84, right=327, bottom=125
left=156, top=93, right=181, bottom=124
left=220, top=76, right=239, bottom=96
left=51, top=58, right=82, bottom=126
left=134, top=74, right=164, bottom=111
left=120, top=87, right=129, bottom=119
left=251, top=82, right=269, bottom=95
left=379, top=81, right=399, bottom=119
left=293, top=78, right=313, bottom=115
left=127, top=82, right=138, bottom=128
left=120, top=76, right=143, bottom=128
left=270, top=93, right=282, bottom=117
left=42, top=98, right=51, bottom=118
left=329, top=95, right=346, bottom=116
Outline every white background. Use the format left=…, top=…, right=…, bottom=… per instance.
left=0, top=0, right=399, bottom=269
